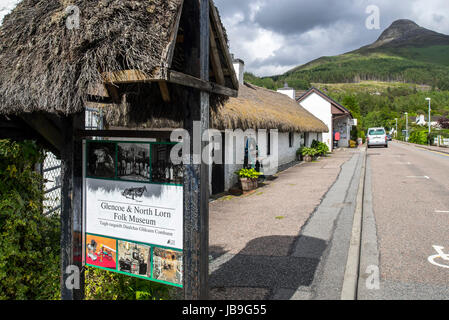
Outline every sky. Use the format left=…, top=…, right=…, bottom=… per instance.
left=1, top=0, right=449, bottom=77
left=214, top=0, right=449, bottom=76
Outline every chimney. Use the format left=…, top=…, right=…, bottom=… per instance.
left=232, top=55, right=244, bottom=85
left=277, top=82, right=295, bottom=100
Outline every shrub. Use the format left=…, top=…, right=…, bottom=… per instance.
left=0, top=140, right=177, bottom=300
left=409, top=130, right=428, bottom=145
left=310, top=140, right=329, bottom=156
left=0, top=140, right=60, bottom=300
left=85, top=267, right=173, bottom=300
left=301, top=147, right=318, bottom=157
left=438, top=117, right=449, bottom=129
left=235, top=168, right=262, bottom=179
left=311, top=140, right=320, bottom=149
left=317, top=142, right=330, bottom=155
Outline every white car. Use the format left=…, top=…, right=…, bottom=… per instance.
left=367, top=127, right=388, bottom=148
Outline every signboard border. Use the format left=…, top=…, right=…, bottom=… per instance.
left=84, top=232, right=183, bottom=288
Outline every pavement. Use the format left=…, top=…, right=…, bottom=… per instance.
left=204, top=141, right=449, bottom=300
left=358, top=141, right=449, bottom=300
left=208, top=148, right=362, bottom=300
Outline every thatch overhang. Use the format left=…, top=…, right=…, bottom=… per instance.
left=105, top=82, right=329, bottom=133
left=0, top=0, right=238, bottom=117
left=212, top=83, right=329, bottom=133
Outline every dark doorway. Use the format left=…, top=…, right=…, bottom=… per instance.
left=212, top=133, right=225, bottom=195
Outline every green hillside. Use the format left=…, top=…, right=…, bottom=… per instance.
left=244, top=20, right=449, bottom=131
left=248, top=49, right=449, bottom=91
left=313, top=81, right=449, bottom=130
left=246, top=20, right=449, bottom=91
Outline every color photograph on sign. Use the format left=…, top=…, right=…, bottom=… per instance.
left=83, top=140, right=183, bottom=287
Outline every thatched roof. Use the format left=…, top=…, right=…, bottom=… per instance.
left=104, top=82, right=329, bottom=133
left=211, top=83, right=328, bottom=132
left=0, top=0, right=237, bottom=116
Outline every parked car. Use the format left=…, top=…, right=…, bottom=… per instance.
left=367, top=127, right=388, bottom=148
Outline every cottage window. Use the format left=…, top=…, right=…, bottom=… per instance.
left=267, top=131, right=271, bottom=155
left=289, top=132, right=294, bottom=148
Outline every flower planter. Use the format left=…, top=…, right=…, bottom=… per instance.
left=240, top=178, right=252, bottom=192
left=304, top=155, right=313, bottom=162
left=251, top=178, right=258, bottom=190
left=240, top=177, right=258, bottom=191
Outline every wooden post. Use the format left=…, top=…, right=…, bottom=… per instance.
left=182, top=0, right=210, bottom=300
left=60, top=112, right=85, bottom=300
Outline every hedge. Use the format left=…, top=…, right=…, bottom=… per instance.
left=0, top=140, right=175, bottom=300
left=0, top=140, right=60, bottom=300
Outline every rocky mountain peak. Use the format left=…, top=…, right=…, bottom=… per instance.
left=377, top=19, right=420, bottom=42
left=367, top=19, right=449, bottom=49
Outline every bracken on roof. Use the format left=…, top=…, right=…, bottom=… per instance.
left=0, top=0, right=234, bottom=116
left=104, top=82, right=329, bottom=133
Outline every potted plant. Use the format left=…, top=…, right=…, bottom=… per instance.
left=235, top=168, right=262, bottom=191
left=316, top=142, right=329, bottom=156
left=301, top=147, right=317, bottom=162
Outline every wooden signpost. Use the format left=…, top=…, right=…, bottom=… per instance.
left=62, top=0, right=212, bottom=300
left=182, top=0, right=210, bottom=300
left=0, top=0, right=238, bottom=301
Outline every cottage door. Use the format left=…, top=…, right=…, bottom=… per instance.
left=211, top=132, right=225, bottom=195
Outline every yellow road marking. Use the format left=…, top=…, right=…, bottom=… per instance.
left=416, top=147, right=449, bottom=157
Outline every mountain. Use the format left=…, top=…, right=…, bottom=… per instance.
left=247, top=20, right=449, bottom=91
left=361, top=19, right=449, bottom=50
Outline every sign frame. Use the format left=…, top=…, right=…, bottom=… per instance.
left=82, top=139, right=184, bottom=288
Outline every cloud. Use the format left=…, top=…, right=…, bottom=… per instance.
left=1, top=0, right=447, bottom=77
left=0, top=0, right=19, bottom=24
left=215, top=0, right=449, bottom=77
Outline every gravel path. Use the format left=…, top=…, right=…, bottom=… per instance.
left=208, top=150, right=355, bottom=299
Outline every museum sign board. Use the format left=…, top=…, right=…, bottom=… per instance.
left=82, top=140, right=183, bottom=287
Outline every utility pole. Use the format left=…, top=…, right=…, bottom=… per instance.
left=405, top=112, right=409, bottom=142
left=395, top=118, right=398, bottom=139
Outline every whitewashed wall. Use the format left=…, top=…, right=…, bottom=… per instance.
left=221, top=130, right=304, bottom=191
left=299, top=93, right=333, bottom=150
left=276, top=132, right=302, bottom=166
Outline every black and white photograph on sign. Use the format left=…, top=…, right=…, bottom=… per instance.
left=117, top=143, right=150, bottom=182
left=86, top=142, right=116, bottom=179
left=152, top=247, right=183, bottom=285
left=118, top=241, right=150, bottom=277
left=151, top=144, right=183, bottom=184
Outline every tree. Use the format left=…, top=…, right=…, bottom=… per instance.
left=438, top=117, right=449, bottom=129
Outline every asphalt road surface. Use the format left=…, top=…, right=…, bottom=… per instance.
left=359, top=141, right=449, bottom=299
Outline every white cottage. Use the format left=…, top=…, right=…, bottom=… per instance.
left=296, top=88, right=354, bottom=150
left=208, top=62, right=329, bottom=194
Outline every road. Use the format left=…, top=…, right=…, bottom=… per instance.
left=207, top=142, right=449, bottom=300
left=359, top=141, right=449, bottom=299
